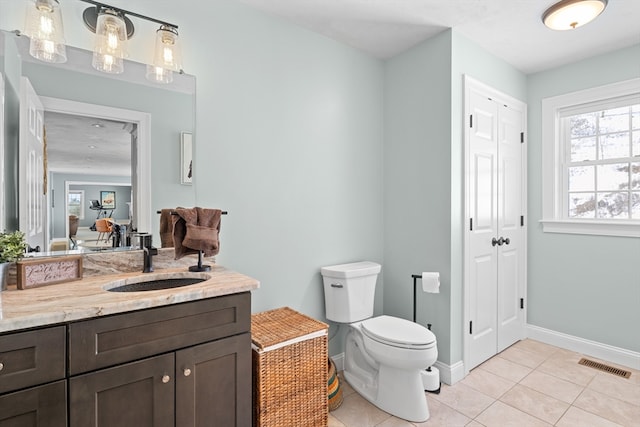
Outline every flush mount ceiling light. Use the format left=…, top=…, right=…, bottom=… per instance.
left=542, top=0, right=608, bottom=30
left=23, top=0, right=67, bottom=63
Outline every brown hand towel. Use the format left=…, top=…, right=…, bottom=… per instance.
left=159, top=209, right=174, bottom=248
left=172, top=207, right=222, bottom=259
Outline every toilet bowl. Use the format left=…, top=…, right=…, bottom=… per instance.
left=343, top=316, right=437, bottom=422
left=320, top=261, right=438, bottom=422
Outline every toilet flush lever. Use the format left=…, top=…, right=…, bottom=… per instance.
left=331, top=283, right=343, bottom=288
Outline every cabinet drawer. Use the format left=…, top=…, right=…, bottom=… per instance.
left=68, top=292, right=250, bottom=375
left=0, top=327, right=66, bottom=394
left=0, top=380, right=67, bottom=427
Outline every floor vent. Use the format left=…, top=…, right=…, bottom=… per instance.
left=578, top=358, right=631, bottom=379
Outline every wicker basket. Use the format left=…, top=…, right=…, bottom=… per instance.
left=252, top=307, right=329, bottom=427
left=327, top=358, right=343, bottom=411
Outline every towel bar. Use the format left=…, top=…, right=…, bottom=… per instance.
left=157, top=210, right=228, bottom=215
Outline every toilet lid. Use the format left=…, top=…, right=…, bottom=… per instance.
left=361, top=315, right=436, bottom=349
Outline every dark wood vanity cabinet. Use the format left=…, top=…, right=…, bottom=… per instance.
left=0, top=327, right=67, bottom=427
left=1, top=291, right=252, bottom=427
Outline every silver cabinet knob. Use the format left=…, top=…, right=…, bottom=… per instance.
left=0, top=362, right=3, bottom=371
left=161, top=374, right=171, bottom=384
left=183, top=368, right=192, bottom=377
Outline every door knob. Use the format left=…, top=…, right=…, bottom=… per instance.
left=503, top=237, right=510, bottom=245
left=183, top=368, right=192, bottom=377
left=492, top=237, right=499, bottom=246
left=161, top=375, right=171, bottom=384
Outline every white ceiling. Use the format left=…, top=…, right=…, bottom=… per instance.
left=237, top=0, right=640, bottom=74
left=45, top=112, right=132, bottom=177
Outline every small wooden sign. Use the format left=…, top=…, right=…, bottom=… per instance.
left=17, top=256, right=83, bottom=290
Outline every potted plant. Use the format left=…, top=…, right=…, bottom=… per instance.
left=0, top=230, right=27, bottom=291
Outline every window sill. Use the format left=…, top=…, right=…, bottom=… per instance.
left=540, top=219, right=640, bottom=238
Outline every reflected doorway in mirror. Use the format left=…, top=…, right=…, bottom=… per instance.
left=181, top=132, right=193, bottom=185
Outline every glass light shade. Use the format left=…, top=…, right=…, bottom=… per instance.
left=543, top=0, right=607, bottom=30
left=146, top=65, right=173, bottom=84
left=92, top=8, right=128, bottom=74
left=24, top=0, right=67, bottom=63
left=151, top=26, right=182, bottom=72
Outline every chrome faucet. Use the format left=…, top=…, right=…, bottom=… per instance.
left=140, top=234, right=158, bottom=273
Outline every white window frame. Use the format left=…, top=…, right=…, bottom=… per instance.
left=541, top=78, right=640, bottom=237
left=67, top=190, right=85, bottom=220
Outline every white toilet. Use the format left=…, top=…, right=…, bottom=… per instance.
left=321, top=261, right=437, bottom=423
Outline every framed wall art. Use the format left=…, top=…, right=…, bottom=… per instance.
left=100, top=190, right=116, bottom=209
left=181, top=132, right=193, bottom=185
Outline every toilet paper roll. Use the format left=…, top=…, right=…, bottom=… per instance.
left=421, top=272, right=440, bottom=293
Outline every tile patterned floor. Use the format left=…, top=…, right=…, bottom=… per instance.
left=328, top=339, right=640, bottom=427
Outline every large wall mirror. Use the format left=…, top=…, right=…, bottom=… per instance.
left=0, top=29, right=196, bottom=256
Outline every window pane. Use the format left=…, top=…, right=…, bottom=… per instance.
left=599, top=132, right=629, bottom=159
left=570, top=136, right=596, bottom=162
left=597, top=192, right=629, bottom=219
left=632, top=110, right=640, bottom=130
left=599, top=106, right=630, bottom=133
left=569, top=166, right=594, bottom=191
left=632, top=192, right=640, bottom=219
left=633, top=131, right=640, bottom=157
left=633, top=162, right=640, bottom=190
left=568, top=193, right=595, bottom=218
left=570, top=113, right=596, bottom=138
left=597, top=163, right=629, bottom=191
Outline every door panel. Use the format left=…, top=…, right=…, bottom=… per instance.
left=176, top=333, right=251, bottom=426
left=496, top=105, right=524, bottom=352
left=69, top=353, right=174, bottom=427
left=468, top=90, right=499, bottom=369
left=19, top=77, right=46, bottom=251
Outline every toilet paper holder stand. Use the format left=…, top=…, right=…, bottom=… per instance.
left=411, top=274, right=441, bottom=394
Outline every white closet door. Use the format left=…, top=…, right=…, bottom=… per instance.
left=496, top=104, right=525, bottom=353
left=465, top=77, right=526, bottom=371
left=468, top=90, right=499, bottom=370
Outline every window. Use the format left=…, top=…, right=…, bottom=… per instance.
left=68, top=190, right=85, bottom=220
left=541, top=78, right=640, bottom=237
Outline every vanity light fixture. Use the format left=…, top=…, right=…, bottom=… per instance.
left=146, top=25, right=183, bottom=84
left=23, top=0, right=67, bottom=63
left=22, top=0, right=183, bottom=81
left=85, top=7, right=130, bottom=74
left=80, top=0, right=181, bottom=80
left=542, top=0, right=608, bottom=30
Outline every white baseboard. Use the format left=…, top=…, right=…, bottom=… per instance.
left=434, top=360, right=465, bottom=385
left=527, top=324, right=640, bottom=371
left=330, top=353, right=465, bottom=386
left=331, top=353, right=345, bottom=372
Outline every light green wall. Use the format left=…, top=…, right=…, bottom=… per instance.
left=173, top=1, right=385, bottom=349
left=527, top=44, right=640, bottom=352
left=383, top=31, right=453, bottom=362
left=383, top=29, right=526, bottom=365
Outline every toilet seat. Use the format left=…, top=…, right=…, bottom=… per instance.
left=361, top=315, right=436, bottom=350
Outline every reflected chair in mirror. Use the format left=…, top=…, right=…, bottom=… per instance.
left=69, top=215, right=79, bottom=249
left=95, top=218, right=114, bottom=243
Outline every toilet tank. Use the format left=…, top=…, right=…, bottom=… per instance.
left=320, top=261, right=381, bottom=323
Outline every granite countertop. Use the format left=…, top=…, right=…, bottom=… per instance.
left=0, top=265, right=260, bottom=333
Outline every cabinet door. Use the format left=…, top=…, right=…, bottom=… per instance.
left=176, top=333, right=251, bottom=427
left=0, top=326, right=66, bottom=394
left=69, top=353, right=174, bottom=427
left=0, top=380, right=67, bottom=427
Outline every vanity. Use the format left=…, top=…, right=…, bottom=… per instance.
left=0, top=252, right=259, bottom=427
